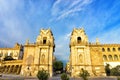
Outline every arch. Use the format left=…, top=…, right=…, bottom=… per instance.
left=0, top=51, right=3, bottom=57
left=13, top=65, right=19, bottom=73
left=79, top=54, right=83, bottom=63
left=113, top=48, right=116, bottom=51
left=77, top=37, right=81, bottom=43
left=0, top=53, right=2, bottom=57
left=17, top=65, right=22, bottom=74
left=103, top=55, right=107, bottom=61
left=108, top=55, right=113, bottom=61
left=5, top=65, right=10, bottom=73
left=107, top=48, right=110, bottom=52
left=3, top=66, right=7, bottom=72
left=102, top=48, right=105, bottom=52
left=10, top=52, right=13, bottom=56
left=9, top=65, right=14, bottom=73
left=114, top=55, right=118, bottom=60
left=118, top=47, right=120, bottom=51
left=7, top=65, right=11, bottom=73
left=5, top=53, right=8, bottom=57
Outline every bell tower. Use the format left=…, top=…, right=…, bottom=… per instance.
left=69, top=28, right=92, bottom=77
left=21, top=29, right=55, bottom=77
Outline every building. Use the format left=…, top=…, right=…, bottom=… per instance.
left=66, top=62, right=70, bottom=73
left=0, top=43, right=23, bottom=74
left=21, top=29, right=55, bottom=76
left=0, top=29, right=55, bottom=77
left=0, top=28, right=120, bottom=77
left=69, top=28, right=120, bottom=77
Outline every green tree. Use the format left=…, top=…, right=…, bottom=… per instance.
left=79, top=68, right=90, bottom=80
left=53, top=61, right=63, bottom=73
left=61, top=73, right=69, bottom=80
left=111, top=65, right=120, bottom=76
left=37, top=69, right=49, bottom=80
left=105, top=63, right=111, bottom=76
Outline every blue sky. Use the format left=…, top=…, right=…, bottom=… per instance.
left=0, top=0, right=120, bottom=63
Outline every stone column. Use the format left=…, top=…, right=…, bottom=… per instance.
left=17, top=65, right=22, bottom=74
left=5, top=66, right=9, bottom=73
left=8, top=66, right=11, bottom=73
left=3, top=66, right=6, bottom=73
left=14, top=65, right=19, bottom=74
left=12, top=65, right=17, bottom=74
left=11, top=66, right=15, bottom=73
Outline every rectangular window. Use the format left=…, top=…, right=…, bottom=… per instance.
left=43, top=37, right=47, bottom=44
left=43, top=39, right=46, bottom=44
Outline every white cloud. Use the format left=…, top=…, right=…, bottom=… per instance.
left=99, top=27, right=120, bottom=44
left=0, top=0, right=32, bottom=47
left=51, top=0, right=93, bottom=20
left=64, top=32, right=71, bottom=40
left=89, top=24, right=120, bottom=44
left=57, top=8, right=82, bottom=20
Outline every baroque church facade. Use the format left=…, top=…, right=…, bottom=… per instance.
left=0, top=29, right=55, bottom=77
left=0, top=28, right=120, bottom=77
left=69, top=28, right=120, bottom=77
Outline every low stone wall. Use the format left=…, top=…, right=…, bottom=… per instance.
left=89, top=76, right=117, bottom=80
left=71, top=76, right=118, bottom=80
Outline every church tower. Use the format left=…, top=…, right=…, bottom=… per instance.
left=21, top=29, right=55, bottom=77
left=69, top=28, right=92, bottom=77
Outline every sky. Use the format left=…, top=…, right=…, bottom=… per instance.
left=0, top=0, right=120, bottom=63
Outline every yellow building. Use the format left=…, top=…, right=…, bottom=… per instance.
left=66, top=62, right=70, bottom=73
left=69, top=28, right=120, bottom=77
left=0, top=43, right=23, bottom=74
left=21, top=29, right=55, bottom=77
left=0, top=28, right=120, bottom=77
left=0, top=29, right=55, bottom=77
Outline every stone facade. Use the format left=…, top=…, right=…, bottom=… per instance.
left=0, top=29, right=55, bottom=77
left=69, top=28, right=93, bottom=77
left=69, top=28, right=120, bottom=77
left=21, top=29, right=55, bottom=77
left=0, top=43, right=23, bottom=61
left=0, top=43, right=23, bottom=74
left=0, top=28, right=120, bottom=77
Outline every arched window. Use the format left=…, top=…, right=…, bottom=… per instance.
left=107, top=48, right=110, bottom=52
left=79, top=54, right=83, bottom=63
left=102, top=48, right=105, bottom=52
left=5, top=53, right=8, bottom=57
left=77, top=37, right=81, bottom=43
left=0, top=52, right=3, bottom=57
left=118, top=47, right=120, bottom=51
left=103, top=55, right=107, bottom=61
left=113, top=48, right=116, bottom=51
left=114, top=55, right=118, bottom=60
left=43, top=37, right=47, bottom=44
left=10, top=53, right=13, bottom=57
left=108, top=55, right=113, bottom=61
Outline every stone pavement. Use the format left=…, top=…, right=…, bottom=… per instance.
left=0, top=74, right=118, bottom=80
